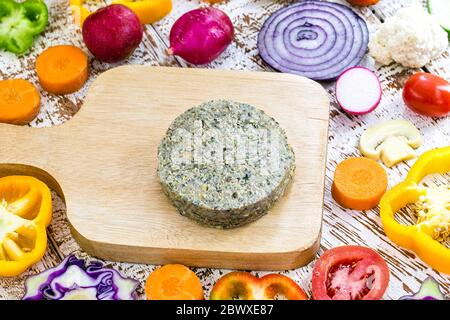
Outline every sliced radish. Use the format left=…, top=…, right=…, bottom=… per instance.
left=335, top=67, right=382, bottom=115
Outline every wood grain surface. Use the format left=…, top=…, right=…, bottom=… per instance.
left=0, top=0, right=449, bottom=300
left=0, top=66, right=329, bottom=270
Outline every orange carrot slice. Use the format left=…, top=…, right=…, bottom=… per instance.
left=0, top=79, right=40, bottom=125
left=332, top=157, right=388, bottom=210
left=36, top=45, right=88, bottom=95
left=145, top=264, right=204, bottom=300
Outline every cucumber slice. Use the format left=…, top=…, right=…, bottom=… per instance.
left=428, top=0, right=450, bottom=37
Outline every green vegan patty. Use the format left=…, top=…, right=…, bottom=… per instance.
left=157, top=100, right=295, bottom=229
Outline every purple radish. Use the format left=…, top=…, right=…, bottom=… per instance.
left=82, top=4, right=143, bottom=63
left=336, top=67, right=382, bottom=115
left=168, top=7, right=234, bottom=65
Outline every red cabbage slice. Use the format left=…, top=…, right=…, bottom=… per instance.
left=399, top=277, right=446, bottom=300
left=22, top=255, right=139, bottom=300
left=258, top=1, right=369, bottom=81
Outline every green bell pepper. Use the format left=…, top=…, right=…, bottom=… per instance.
left=0, top=0, right=48, bottom=54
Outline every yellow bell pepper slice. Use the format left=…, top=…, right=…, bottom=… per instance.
left=69, top=0, right=172, bottom=26
left=112, top=0, right=172, bottom=25
left=70, top=2, right=91, bottom=27
left=380, top=146, right=450, bottom=274
left=0, top=176, right=52, bottom=276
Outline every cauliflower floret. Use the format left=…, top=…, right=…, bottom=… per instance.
left=415, top=186, right=450, bottom=242
left=369, top=4, right=448, bottom=68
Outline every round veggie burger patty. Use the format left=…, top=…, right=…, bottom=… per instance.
left=157, top=100, right=295, bottom=229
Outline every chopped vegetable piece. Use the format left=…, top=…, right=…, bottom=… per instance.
left=145, top=264, right=204, bottom=300
left=415, top=186, right=450, bottom=242
left=0, top=0, right=48, bottom=54
left=211, top=272, right=257, bottom=300
left=23, top=255, right=139, bottom=300
left=257, top=1, right=369, bottom=81
left=347, top=0, right=379, bottom=6
left=427, top=0, right=450, bottom=39
left=312, top=246, right=390, bottom=300
left=369, top=5, right=447, bottom=68
left=36, top=45, right=89, bottom=95
left=112, top=0, right=172, bottom=25
left=0, top=79, right=40, bottom=125
left=336, top=67, right=382, bottom=115
left=70, top=0, right=172, bottom=26
left=210, top=272, right=308, bottom=300
left=332, top=157, right=388, bottom=210
left=0, top=176, right=52, bottom=276
left=70, top=2, right=90, bottom=27
left=380, top=147, right=450, bottom=274
left=168, top=8, right=234, bottom=65
left=403, top=72, right=450, bottom=118
left=400, top=277, right=446, bottom=300
left=359, top=120, right=422, bottom=167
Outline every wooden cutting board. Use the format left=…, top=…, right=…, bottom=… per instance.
left=0, top=66, right=330, bottom=270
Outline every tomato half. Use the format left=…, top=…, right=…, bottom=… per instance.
left=312, top=246, right=390, bottom=300
left=210, top=272, right=308, bottom=300
left=403, top=72, right=450, bottom=117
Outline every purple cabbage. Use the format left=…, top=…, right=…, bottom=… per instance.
left=399, top=277, right=446, bottom=300
left=23, top=255, right=139, bottom=300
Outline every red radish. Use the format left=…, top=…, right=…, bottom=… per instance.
left=168, top=8, right=234, bottom=65
left=82, top=4, right=143, bottom=63
left=336, top=67, right=382, bottom=115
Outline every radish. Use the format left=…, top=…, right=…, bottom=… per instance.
left=168, top=8, right=234, bottom=65
left=335, top=67, right=382, bottom=115
left=83, top=4, right=143, bottom=63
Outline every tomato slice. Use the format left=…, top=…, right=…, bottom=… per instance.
left=210, top=272, right=308, bottom=300
left=260, top=274, right=308, bottom=300
left=312, top=246, right=390, bottom=300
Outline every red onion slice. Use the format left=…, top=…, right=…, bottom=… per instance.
left=258, top=1, right=369, bottom=81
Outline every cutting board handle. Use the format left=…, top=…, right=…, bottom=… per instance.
left=0, top=163, right=65, bottom=201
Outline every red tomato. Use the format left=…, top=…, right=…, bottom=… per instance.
left=312, top=246, right=390, bottom=300
left=210, top=271, right=308, bottom=300
left=403, top=72, right=450, bottom=117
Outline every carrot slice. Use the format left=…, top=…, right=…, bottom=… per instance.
left=332, top=157, right=388, bottom=210
left=36, top=45, right=88, bottom=95
left=0, top=79, right=40, bottom=125
left=145, top=264, right=204, bottom=300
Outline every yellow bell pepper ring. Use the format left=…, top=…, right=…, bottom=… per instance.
left=69, top=0, right=172, bottom=26
left=0, top=176, right=52, bottom=276
left=380, top=146, right=450, bottom=274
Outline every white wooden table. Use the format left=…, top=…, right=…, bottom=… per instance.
left=0, top=0, right=449, bottom=300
